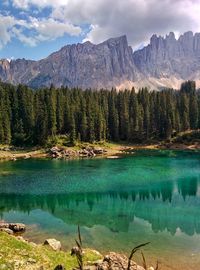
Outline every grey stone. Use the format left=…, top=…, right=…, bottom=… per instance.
left=43, top=238, right=62, bottom=251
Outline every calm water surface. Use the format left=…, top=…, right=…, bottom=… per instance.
left=0, top=150, right=200, bottom=270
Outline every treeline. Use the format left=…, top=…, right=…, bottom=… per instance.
left=0, top=81, right=199, bottom=146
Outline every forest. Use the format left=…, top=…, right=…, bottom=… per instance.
left=0, top=80, right=199, bottom=146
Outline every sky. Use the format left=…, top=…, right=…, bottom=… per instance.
left=0, top=0, right=200, bottom=60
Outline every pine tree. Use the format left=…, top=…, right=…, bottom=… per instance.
left=69, top=111, right=76, bottom=145
left=189, top=94, right=198, bottom=129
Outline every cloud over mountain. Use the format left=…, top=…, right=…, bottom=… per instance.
left=0, top=0, right=200, bottom=60
left=9, top=0, right=200, bottom=49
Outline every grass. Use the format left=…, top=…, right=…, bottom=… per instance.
left=0, top=232, right=101, bottom=270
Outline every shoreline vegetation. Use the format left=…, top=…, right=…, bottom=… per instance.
left=0, top=141, right=200, bottom=162
left=0, top=130, right=200, bottom=161
left=0, top=142, right=200, bottom=162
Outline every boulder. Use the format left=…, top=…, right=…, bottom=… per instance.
left=43, top=239, right=62, bottom=251
left=9, top=223, right=26, bottom=233
left=93, top=148, right=105, bottom=155
left=50, top=146, right=60, bottom=154
left=50, top=147, right=63, bottom=158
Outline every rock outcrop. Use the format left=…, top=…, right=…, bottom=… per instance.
left=0, top=36, right=139, bottom=90
left=133, top=31, right=200, bottom=89
left=1, top=31, right=200, bottom=90
left=49, top=146, right=107, bottom=159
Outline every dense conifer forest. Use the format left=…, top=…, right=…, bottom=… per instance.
left=0, top=80, right=199, bottom=146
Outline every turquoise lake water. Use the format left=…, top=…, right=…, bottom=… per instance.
left=0, top=150, right=200, bottom=270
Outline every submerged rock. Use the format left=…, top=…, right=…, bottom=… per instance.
left=43, top=238, right=62, bottom=251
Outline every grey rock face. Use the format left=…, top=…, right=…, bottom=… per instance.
left=1, top=32, right=200, bottom=90
left=133, top=31, right=200, bottom=80
left=0, top=35, right=138, bottom=89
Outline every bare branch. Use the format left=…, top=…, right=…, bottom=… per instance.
left=127, top=242, right=150, bottom=270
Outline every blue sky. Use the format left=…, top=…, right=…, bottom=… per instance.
left=0, top=0, right=200, bottom=60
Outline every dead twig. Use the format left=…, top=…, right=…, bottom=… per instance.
left=71, top=225, right=84, bottom=270
left=127, top=242, right=150, bottom=270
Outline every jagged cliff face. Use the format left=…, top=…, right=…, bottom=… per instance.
left=0, top=35, right=139, bottom=89
left=0, top=31, right=200, bottom=90
left=133, top=31, right=200, bottom=79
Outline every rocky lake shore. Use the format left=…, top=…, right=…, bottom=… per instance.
left=0, top=140, right=200, bottom=162
left=0, top=222, right=156, bottom=270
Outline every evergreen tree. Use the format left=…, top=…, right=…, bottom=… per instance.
left=69, top=111, right=76, bottom=145
left=189, top=94, right=198, bottom=129
left=0, top=81, right=199, bottom=146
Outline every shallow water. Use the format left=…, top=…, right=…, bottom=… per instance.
left=0, top=150, right=200, bottom=269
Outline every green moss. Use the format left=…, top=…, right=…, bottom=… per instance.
left=0, top=232, right=101, bottom=269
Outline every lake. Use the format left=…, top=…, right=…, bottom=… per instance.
left=0, top=150, right=200, bottom=270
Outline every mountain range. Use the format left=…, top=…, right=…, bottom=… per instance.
left=0, top=31, right=200, bottom=90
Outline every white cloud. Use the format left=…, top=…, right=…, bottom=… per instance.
left=12, top=27, right=38, bottom=46
left=50, top=0, right=200, bottom=48
left=0, top=13, right=82, bottom=49
left=12, top=0, right=67, bottom=9
left=2, top=0, right=200, bottom=51
left=53, top=0, right=200, bottom=47
left=0, top=15, right=16, bottom=49
left=28, top=17, right=81, bottom=41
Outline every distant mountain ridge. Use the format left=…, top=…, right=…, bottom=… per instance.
left=0, top=31, right=200, bottom=90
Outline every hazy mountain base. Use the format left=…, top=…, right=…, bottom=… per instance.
left=117, top=77, right=200, bottom=91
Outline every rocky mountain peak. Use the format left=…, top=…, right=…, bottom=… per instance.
left=103, top=35, right=128, bottom=46
left=133, top=30, right=200, bottom=81
left=0, top=31, right=200, bottom=90
left=167, top=32, right=176, bottom=40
